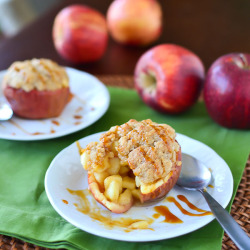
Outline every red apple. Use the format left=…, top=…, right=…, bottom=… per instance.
left=52, top=5, right=108, bottom=63
left=107, top=0, right=162, bottom=46
left=204, top=53, right=250, bottom=129
left=134, top=44, right=205, bottom=113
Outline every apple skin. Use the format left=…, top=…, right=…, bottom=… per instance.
left=53, top=5, right=108, bottom=63
left=134, top=44, right=205, bottom=114
left=107, top=0, right=162, bottom=46
left=204, top=53, right=250, bottom=129
left=3, top=86, right=70, bottom=119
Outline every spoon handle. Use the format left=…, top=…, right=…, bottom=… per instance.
left=199, top=189, right=250, bottom=250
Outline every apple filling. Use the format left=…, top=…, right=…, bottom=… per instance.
left=81, top=119, right=181, bottom=214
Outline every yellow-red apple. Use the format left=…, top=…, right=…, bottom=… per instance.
left=107, top=0, right=162, bottom=46
left=53, top=5, right=108, bottom=63
left=134, top=44, right=205, bottom=113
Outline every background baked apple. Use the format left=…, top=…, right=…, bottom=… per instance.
left=107, top=0, right=162, bottom=46
left=134, top=44, right=205, bottom=114
left=204, top=53, right=250, bottom=129
left=53, top=4, right=108, bottom=63
left=2, top=58, right=70, bottom=119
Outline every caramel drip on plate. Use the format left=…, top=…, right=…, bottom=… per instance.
left=177, top=195, right=209, bottom=213
left=9, top=120, right=56, bottom=136
left=75, top=106, right=83, bottom=113
left=62, top=199, right=68, bottom=204
left=74, top=115, right=82, bottom=119
left=167, top=196, right=212, bottom=217
left=208, top=184, right=214, bottom=188
left=67, top=188, right=154, bottom=231
left=9, top=120, right=44, bottom=135
left=51, top=120, right=60, bottom=126
left=154, top=205, right=183, bottom=223
left=76, top=141, right=83, bottom=155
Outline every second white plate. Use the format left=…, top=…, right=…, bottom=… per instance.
left=45, top=132, right=233, bottom=242
left=0, top=68, right=110, bottom=141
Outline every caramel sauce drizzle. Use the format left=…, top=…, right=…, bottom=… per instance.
left=51, top=120, right=60, bottom=126
left=139, top=147, right=155, bottom=166
left=208, top=184, right=214, bottom=188
left=67, top=188, right=154, bottom=231
left=9, top=120, right=56, bottom=136
left=75, top=106, right=83, bottom=113
left=29, top=62, right=46, bottom=86
left=39, top=60, right=56, bottom=81
left=76, top=141, right=84, bottom=155
left=62, top=199, right=68, bottom=204
left=154, top=205, right=183, bottom=223
left=74, top=115, right=82, bottom=119
left=167, top=196, right=212, bottom=217
left=73, top=94, right=86, bottom=105
left=74, top=121, right=82, bottom=126
left=68, top=92, right=74, bottom=103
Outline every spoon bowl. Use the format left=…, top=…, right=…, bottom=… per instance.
left=177, top=153, right=250, bottom=250
left=177, top=153, right=211, bottom=190
left=0, top=101, right=13, bottom=121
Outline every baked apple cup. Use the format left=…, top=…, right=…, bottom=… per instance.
left=80, top=119, right=182, bottom=213
left=2, top=58, right=70, bottom=119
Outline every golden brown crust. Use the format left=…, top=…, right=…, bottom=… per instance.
left=2, top=58, right=69, bottom=92
left=140, top=149, right=182, bottom=202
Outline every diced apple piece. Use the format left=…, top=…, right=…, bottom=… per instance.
left=131, top=189, right=141, bottom=201
left=119, top=165, right=130, bottom=175
left=103, top=156, right=111, bottom=170
left=104, top=175, right=122, bottom=193
left=135, top=176, right=141, bottom=187
left=122, top=176, right=136, bottom=189
left=108, top=157, right=120, bottom=175
left=104, top=180, right=120, bottom=202
left=80, top=151, right=89, bottom=170
left=88, top=172, right=134, bottom=214
left=94, top=171, right=109, bottom=186
left=128, top=220, right=149, bottom=229
left=118, top=189, right=133, bottom=205
left=111, top=141, right=119, bottom=152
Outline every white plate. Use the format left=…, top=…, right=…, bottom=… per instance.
left=0, top=68, right=110, bottom=141
left=45, top=132, right=233, bottom=242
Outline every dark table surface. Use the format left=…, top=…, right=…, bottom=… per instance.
left=0, top=0, right=249, bottom=75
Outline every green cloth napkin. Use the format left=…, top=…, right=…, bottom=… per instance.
left=0, top=87, right=249, bottom=250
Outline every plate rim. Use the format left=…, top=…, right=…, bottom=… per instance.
left=0, top=68, right=110, bottom=141
left=45, top=131, right=234, bottom=242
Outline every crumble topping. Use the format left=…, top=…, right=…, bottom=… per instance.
left=82, top=119, right=180, bottom=185
left=2, top=58, right=69, bottom=92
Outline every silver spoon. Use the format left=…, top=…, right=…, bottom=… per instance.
left=177, top=153, right=250, bottom=250
left=0, top=101, right=13, bottom=121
